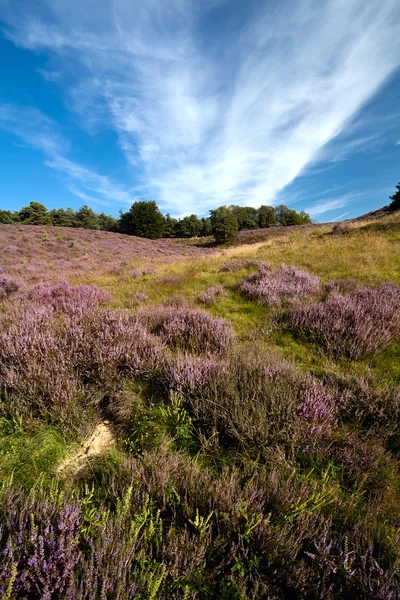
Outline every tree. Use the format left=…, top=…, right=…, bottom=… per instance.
left=98, top=212, right=118, bottom=231
left=19, top=201, right=52, bottom=225
left=274, top=204, right=310, bottom=226
left=49, top=208, right=79, bottom=228
left=119, top=201, right=165, bottom=239
left=210, top=206, right=239, bottom=244
left=274, top=204, right=292, bottom=226
left=0, top=209, right=19, bottom=224
left=163, top=213, right=178, bottom=238
left=389, top=182, right=400, bottom=212
left=201, top=217, right=212, bottom=237
left=299, top=210, right=312, bottom=224
left=75, top=205, right=100, bottom=230
left=258, top=205, right=277, bottom=228
left=229, top=205, right=258, bottom=230
left=174, top=214, right=203, bottom=238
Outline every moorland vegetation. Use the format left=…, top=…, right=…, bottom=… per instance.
left=0, top=199, right=400, bottom=598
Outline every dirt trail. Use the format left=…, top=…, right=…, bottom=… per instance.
left=58, top=420, right=116, bottom=476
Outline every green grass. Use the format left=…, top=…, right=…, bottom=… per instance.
left=70, top=212, right=400, bottom=384
left=0, top=416, right=67, bottom=489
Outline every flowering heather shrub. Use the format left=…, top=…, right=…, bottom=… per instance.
left=0, top=294, right=167, bottom=419
left=136, top=305, right=234, bottom=355
left=287, top=283, right=400, bottom=359
left=197, top=285, right=225, bottom=304
left=336, top=376, right=400, bottom=432
left=328, top=430, right=392, bottom=490
left=0, top=274, right=20, bottom=299
left=297, top=377, right=338, bottom=424
left=238, top=263, right=321, bottom=305
left=130, top=267, right=155, bottom=278
left=0, top=492, right=81, bottom=598
left=180, top=347, right=304, bottom=453
left=161, top=294, right=190, bottom=308
left=27, top=281, right=111, bottom=314
left=1, top=446, right=400, bottom=599
left=166, top=355, right=224, bottom=395
left=219, top=259, right=260, bottom=272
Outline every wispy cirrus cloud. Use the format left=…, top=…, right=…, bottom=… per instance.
left=304, top=194, right=358, bottom=218
left=1, top=0, right=400, bottom=216
left=0, top=104, right=134, bottom=207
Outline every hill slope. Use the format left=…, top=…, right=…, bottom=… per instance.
left=0, top=213, right=400, bottom=598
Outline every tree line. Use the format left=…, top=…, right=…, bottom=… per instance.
left=1, top=182, right=399, bottom=243
left=0, top=200, right=312, bottom=242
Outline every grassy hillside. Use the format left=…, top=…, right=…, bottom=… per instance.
left=0, top=212, right=400, bottom=599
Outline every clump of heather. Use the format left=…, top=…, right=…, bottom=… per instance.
left=27, top=281, right=111, bottom=314
left=136, top=305, right=234, bottom=355
left=0, top=288, right=167, bottom=423
left=166, top=355, right=224, bottom=395
left=198, top=285, right=225, bottom=304
left=219, top=259, right=260, bottom=272
left=0, top=491, right=81, bottom=598
left=297, top=377, right=338, bottom=425
left=0, top=274, right=20, bottom=299
left=161, top=294, right=190, bottom=308
left=130, top=267, right=155, bottom=278
left=286, top=283, right=400, bottom=359
left=178, top=346, right=304, bottom=454
left=238, top=263, right=321, bottom=305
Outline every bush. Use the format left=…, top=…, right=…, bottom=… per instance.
left=27, top=281, right=111, bottom=313
left=0, top=275, right=20, bottom=299
left=166, top=355, right=224, bottom=395
left=238, top=263, right=321, bottom=305
left=198, top=285, right=225, bottom=304
left=0, top=287, right=167, bottom=424
left=136, top=305, right=234, bottom=355
left=286, top=283, right=400, bottom=359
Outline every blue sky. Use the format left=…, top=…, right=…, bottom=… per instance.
left=0, top=0, right=399, bottom=221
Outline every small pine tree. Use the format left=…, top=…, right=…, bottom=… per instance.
left=75, top=205, right=100, bottom=230
left=389, top=182, right=400, bottom=212
left=0, top=209, right=19, bottom=224
left=163, top=213, right=177, bottom=238
left=119, top=201, right=165, bottom=239
left=19, top=201, right=52, bottom=225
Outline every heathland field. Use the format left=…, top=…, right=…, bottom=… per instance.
left=1, top=212, right=400, bottom=599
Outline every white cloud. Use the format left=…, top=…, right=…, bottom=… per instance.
left=396, top=140, right=400, bottom=146
left=330, top=212, right=350, bottom=221
left=304, top=194, right=357, bottom=218
left=1, top=0, right=400, bottom=215
left=0, top=104, right=134, bottom=208
left=36, top=68, right=61, bottom=82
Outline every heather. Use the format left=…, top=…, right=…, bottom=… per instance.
left=197, top=284, right=225, bottom=304
left=286, top=283, right=400, bottom=359
left=0, top=215, right=400, bottom=598
left=238, top=263, right=322, bottom=305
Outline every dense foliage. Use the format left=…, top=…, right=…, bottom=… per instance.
left=210, top=205, right=240, bottom=243
left=389, top=181, right=400, bottom=212
left=0, top=200, right=312, bottom=241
